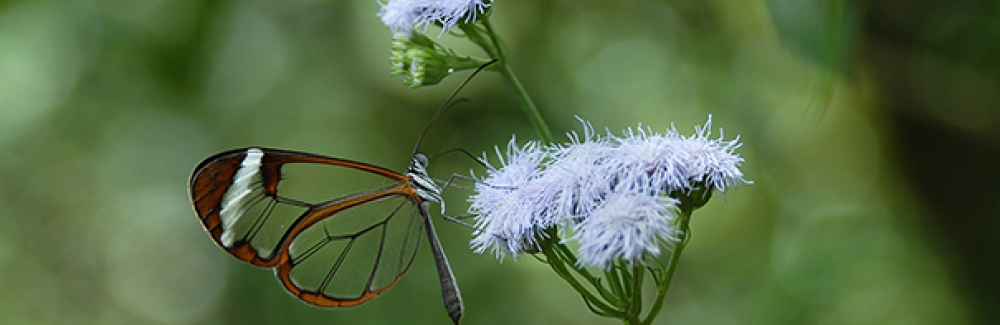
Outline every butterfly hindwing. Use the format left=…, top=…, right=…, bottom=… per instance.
left=274, top=191, right=426, bottom=306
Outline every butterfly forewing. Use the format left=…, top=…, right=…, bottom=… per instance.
left=190, top=149, right=285, bottom=265
left=189, top=148, right=412, bottom=267
left=276, top=159, right=403, bottom=204
left=280, top=195, right=424, bottom=305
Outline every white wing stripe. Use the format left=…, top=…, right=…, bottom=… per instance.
left=219, top=148, right=264, bottom=247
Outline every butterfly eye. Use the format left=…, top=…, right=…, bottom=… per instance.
left=414, top=153, right=430, bottom=169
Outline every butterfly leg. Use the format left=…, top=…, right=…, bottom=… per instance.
left=435, top=173, right=519, bottom=232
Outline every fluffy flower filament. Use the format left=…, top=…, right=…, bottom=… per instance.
left=378, top=0, right=492, bottom=34
left=468, top=117, right=748, bottom=324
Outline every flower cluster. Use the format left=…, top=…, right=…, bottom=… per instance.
left=378, top=0, right=492, bottom=33
left=468, top=116, right=747, bottom=268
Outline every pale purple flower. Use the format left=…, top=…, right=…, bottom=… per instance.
left=604, top=115, right=748, bottom=194
left=433, top=0, right=490, bottom=30
left=544, top=120, right=616, bottom=219
left=468, top=116, right=748, bottom=266
left=378, top=0, right=491, bottom=33
left=607, top=126, right=689, bottom=194
left=573, top=191, right=680, bottom=268
left=670, top=116, right=748, bottom=192
left=468, top=137, right=557, bottom=259
left=378, top=0, right=435, bottom=33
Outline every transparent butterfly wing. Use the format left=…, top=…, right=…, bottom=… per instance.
left=188, top=147, right=418, bottom=275
left=274, top=190, right=426, bottom=306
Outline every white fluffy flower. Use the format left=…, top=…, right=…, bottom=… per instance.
left=607, top=127, right=689, bottom=194
left=378, top=0, right=435, bottom=33
left=468, top=137, right=556, bottom=258
left=434, top=0, right=490, bottom=30
left=670, top=116, right=747, bottom=192
left=544, top=120, right=616, bottom=219
left=378, top=0, right=491, bottom=33
left=467, top=116, right=748, bottom=267
left=572, top=191, right=680, bottom=268
left=604, top=116, right=749, bottom=195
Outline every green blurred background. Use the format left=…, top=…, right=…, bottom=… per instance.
left=1, top=0, right=998, bottom=324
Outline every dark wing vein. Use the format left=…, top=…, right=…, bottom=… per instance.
left=318, top=238, right=356, bottom=294
left=364, top=202, right=401, bottom=293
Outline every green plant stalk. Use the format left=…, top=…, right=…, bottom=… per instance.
left=549, top=232, right=625, bottom=309
left=630, top=263, right=644, bottom=318
left=640, top=209, right=692, bottom=325
left=605, top=267, right=627, bottom=307
left=538, top=237, right=623, bottom=317
left=552, top=241, right=621, bottom=305
left=548, top=241, right=645, bottom=324
left=462, top=17, right=554, bottom=144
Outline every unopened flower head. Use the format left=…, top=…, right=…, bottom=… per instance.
left=378, top=0, right=492, bottom=34
left=573, top=191, right=679, bottom=268
left=389, top=33, right=488, bottom=87
left=390, top=33, right=452, bottom=87
left=469, top=137, right=557, bottom=259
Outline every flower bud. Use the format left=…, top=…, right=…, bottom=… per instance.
left=389, top=32, right=486, bottom=88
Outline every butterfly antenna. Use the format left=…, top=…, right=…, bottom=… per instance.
left=412, top=59, right=498, bottom=156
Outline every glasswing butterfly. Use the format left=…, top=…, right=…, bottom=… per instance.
left=187, top=63, right=493, bottom=324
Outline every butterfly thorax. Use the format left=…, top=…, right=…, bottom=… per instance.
left=407, top=153, right=442, bottom=204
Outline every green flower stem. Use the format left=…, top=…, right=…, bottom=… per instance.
left=461, top=18, right=554, bottom=143
left=605, top=267, right=627, bottom=306
left=458, top=24, right=495, bottom=58
left=546, top=231, right=621, bottom=306
left=550, top=240, right=623, bottom=306
left=539, top=237, right=623, bottom=317
left=630, top=264, right=644, bottom=317
left=496, top=55, right=554, bottom=143
left=640, top=209, right=692, bottom=325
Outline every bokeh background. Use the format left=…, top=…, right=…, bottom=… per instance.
left=1, top=0, right=998, bottom=324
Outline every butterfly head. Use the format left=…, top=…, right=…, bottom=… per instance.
left=412, top=153, right=430, bottom=171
